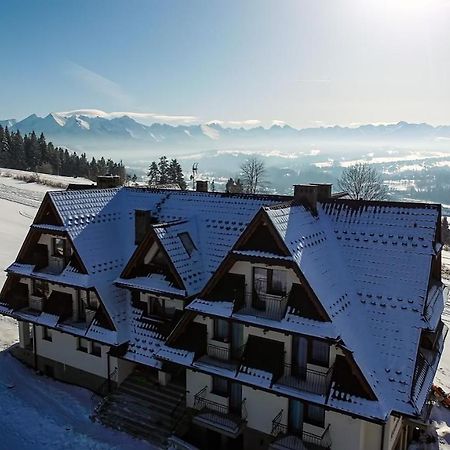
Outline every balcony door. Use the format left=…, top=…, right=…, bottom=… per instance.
left=229, top=382, right=242, bottom=416
left=231, top=322, right=244, bottom=359
left=292, top=335, right=308, bottom=379
left=288, top=399, right=304, bottom=435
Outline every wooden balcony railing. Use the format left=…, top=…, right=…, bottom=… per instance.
left=271, top=410, right=332, bottom=450
left=277, top=364, right=334, bottom=396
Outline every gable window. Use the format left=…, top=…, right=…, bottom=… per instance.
left=253, top=267, right=287, bottom=296
left=77, top=337, right=88, bottom=352
left=212, top=376, right=229, bottom=397
left=308, top=339, right=329, bottom=367
left=52, top=238, right=65, bottom=258
left=148, top=297, right=165, bottom=317
left=78, top=292, right=86, bottom=321
left=91, top=341, right=102, bottom=357
left=304, top=404, right=325, bottom=427
left=32, top=279, right=47, bottom=297
left=86, top=291, right=99, bottom=309
left=42, top=326, right=52, bottom=342
left=178, top=232, right=196, bottom=257
left=213, top=319, right=230, bottom=342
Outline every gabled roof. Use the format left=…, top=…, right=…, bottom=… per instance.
left=263, top=199, right=443, bottom=420
left=40, top=188, right=283, bottom=344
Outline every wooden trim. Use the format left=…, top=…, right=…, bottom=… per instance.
left=233, top=209, right=291, bottom=257
left=33, top=193, right=64, bottom=226
left=120, top=227, right=185, bottom=292
left=340, top=347, right=377, bottom=401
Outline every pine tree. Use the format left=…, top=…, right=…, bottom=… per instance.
left=167, top=158, right=186, bottom=189
left=157, top=156, right=169, bottom=184
left=442, top=217, right=450, bottom=245
left=148, top=161, right=159, bottom=186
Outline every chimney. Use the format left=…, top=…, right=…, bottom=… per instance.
left=293, top=184, right=318, bottom=212
left=311, top=183, right=332, bottom=201
left=196, top=180, right=209, bottom=192
left=97, top=175, right=121, bottom=189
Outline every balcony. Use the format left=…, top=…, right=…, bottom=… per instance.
left=276, top=364, right=334, bottom=396
left=192, top=387, right=247, bottom=438
left=207, top=343, right=230, bottom=361
left=235, top=290, right=288, bottom=321
left=270, top=412, right=331, bottom=450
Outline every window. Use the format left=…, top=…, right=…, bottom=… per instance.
left=32, top=279, right=47, bottom=297
left=52, top=237, right=65, bottom=258
left=305, top=404, right=325, bottom=427
left=77, top=337, right=88, bottom=352
left=86, top=291, right=99, bottom=309
left=178, top=232, right=196, bottom=256
left=212, top=376, right=229, bottom=397
left=91, top=341, right=102, bottom=357
left=253, top=267, right=287, bottom=296
left=148, top=297, right=165, bottom=317
left=309, top=339, right=329, bottom=367
left=78, top=292, right=86, bottom=321
left=42, top=326, right=52, bottom=342
left=213, top=319, right=230, bottom=342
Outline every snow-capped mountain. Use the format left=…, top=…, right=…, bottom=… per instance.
left=3, top=111, right=450, bottom=155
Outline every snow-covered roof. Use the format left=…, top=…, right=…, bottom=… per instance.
left=262, top=199, right=444, bottom=420
left=43, top=187, right=282, bottom=349
left=5, top=186, right=445, bottom=421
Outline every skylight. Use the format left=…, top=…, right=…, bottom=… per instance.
left=178, top=232, right=196, bottom=256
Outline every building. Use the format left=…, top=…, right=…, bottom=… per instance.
left=0, top=181, right=446, bottom=450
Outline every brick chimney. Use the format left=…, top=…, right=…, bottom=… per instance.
left=311, top=183, right=332, bottom=201
left=97, top=175, right=121, bottom=189
left=196, top=180, right=208, bottom=192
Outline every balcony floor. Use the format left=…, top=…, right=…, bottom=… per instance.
left=192, top=408, right=245, bottom=438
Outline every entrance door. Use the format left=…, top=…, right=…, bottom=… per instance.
left=288, top=399, right=304, bottom=435
left=292, top=336, right=308, bottom=379
left=231, top=322, right=244, bottom=359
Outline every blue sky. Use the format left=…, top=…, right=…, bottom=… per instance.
left=1, top=0, right=450, bottom=128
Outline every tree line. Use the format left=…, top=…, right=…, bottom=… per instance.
left=0, top=126, right=126, bottom=181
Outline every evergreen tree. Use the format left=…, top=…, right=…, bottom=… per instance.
left=148, top=161, right=159, bottom=186
left=167, top=158, right=186, bottom=189
left=157, top=156, right=169, bottom=184
left=442, top=217, right=450, bottom=245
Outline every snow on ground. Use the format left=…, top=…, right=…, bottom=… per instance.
left=0, top=351, right=155, bottom=450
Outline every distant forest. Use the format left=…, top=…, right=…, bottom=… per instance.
left=0, top=126, right=126, bottom=181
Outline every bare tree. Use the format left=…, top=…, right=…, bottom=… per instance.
left=338, top=163, right=388, bottom=200
left=240, top=157, right=266, bottom=194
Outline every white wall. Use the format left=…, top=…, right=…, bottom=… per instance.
left=35, top=326, right=109, bottom=378
left=243, top=385, right=287, bottom=434
left=327, top=410, right=364, bottom=450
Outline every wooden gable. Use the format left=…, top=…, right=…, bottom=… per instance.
left=33, top=193, right=63, bottom=226
left=121, top=228, right=185, bottom=291
left=234, top=209, right=290, bottom=256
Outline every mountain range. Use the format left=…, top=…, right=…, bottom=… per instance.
left=2, top=111, right=450, bottom=157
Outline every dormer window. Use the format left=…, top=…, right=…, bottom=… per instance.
left=178, top=232, right=195, bottom=256
left=52, top=238, right=65, bottom=258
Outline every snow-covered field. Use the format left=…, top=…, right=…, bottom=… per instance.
left=0, top=172, right=447, bottom=449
